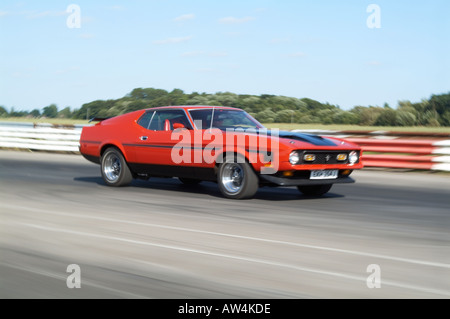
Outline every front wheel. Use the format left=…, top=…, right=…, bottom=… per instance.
left=217, top=155, right=259, bottom=199
left=297, top=184, right=332, bottom=196
left=101, top=147, right=133, bottom=187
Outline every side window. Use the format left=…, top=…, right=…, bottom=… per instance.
left=189, top=109, right=212, bottom=129
left=137, top=111, right=154, bottom=129
left=148, top=110, right=192, bottom=131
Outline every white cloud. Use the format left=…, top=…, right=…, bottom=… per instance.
left=174, top=14, right=195, bottom=22
left=0, top=11, right=9, bottom=17
left=153, top=35, right=193, bottom=45
left=219, top=16, right=255, bottom=24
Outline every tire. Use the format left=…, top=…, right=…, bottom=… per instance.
left=100, top=147, right=133, bottom=187
left=178, top=177, right=202, bottom=185
left=297, top=184, right=332, bottom=196
left=217, top=154, right=259, bottom=199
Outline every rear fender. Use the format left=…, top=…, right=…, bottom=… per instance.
left=100, top=141, right=129, bottom=161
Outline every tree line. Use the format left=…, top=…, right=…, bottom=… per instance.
left=1, top=88, right=449, bottom=126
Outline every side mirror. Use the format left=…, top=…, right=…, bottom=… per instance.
left=173, top=123, right=186, bottom=130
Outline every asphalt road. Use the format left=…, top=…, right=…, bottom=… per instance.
left=0, top=150, right=449, bottom=299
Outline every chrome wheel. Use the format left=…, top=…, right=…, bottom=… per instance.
left=101, top=147, right=133, bottom=187
left=217, top=155, right=259, bottom=199
left=221, top=163, right=244, bottom=194
left=103, top=152, right=121, bottom=183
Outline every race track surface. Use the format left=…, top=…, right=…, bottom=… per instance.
left=0, top=150, right=449, bottom=298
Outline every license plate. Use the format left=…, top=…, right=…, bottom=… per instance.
left=310, top=170, right=338, bottom=180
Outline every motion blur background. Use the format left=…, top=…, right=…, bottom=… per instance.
left=0, top=0, right=449, bottom=299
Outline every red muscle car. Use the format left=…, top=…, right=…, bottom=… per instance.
left=79, top=106, right=363, bottom=199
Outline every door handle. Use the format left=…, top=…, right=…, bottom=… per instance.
left=139, top=136, right=148, bottom=141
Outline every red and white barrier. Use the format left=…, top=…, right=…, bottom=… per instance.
left=343, top=138, right=450, bottom=171
left=1, top=123, right=450, bottom=171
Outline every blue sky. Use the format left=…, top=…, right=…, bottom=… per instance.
left=0, top=0, right=449, bottom=111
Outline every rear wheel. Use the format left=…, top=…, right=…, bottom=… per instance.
left=217, top=155, right=258, bottom=199
left=297, top=184, right=332, bottom=196
left=101, top=147, right=133, bottom=187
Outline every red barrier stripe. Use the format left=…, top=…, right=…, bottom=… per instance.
left=340, top=131, right=450, bottom=138
left=346, top=138, right=439, bottom=147
left=362, top=160, right=434, bottom=170
left=362, top=155, right=437, bottom=163
left=361, top=146, right=435, bottom=154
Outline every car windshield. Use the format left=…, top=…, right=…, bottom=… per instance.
left=189, top=109, right=265, bottom=130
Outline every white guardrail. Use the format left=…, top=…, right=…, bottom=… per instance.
left=0, top=122, right=83, bottom=152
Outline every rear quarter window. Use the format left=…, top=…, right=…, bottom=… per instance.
left=137, top=111, right=154, bottom=129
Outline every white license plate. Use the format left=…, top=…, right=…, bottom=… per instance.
left=310, top=170, right=338, bottom=180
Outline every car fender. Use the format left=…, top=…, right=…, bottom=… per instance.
left=100, top=140, right=129, bottom=161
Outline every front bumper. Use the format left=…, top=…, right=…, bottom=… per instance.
left=259, top=173, right=355, bottom=186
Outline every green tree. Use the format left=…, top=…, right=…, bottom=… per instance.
left=128, top=88, right=169, bottom=101
left=375, top=109, right=397, bottom=126
left=441, top=111, right=450, bottom=126
left=429, top=93, right=450, bottom=119
left=316, top=109, right=336, bottom=124
left=274, top=110, right=296, bottom=123
left=127, top=100, right=148, bottom=112
left=30, top=109, right=41, bottom=118
left=351, top=106, right=383, bottom=126
left=57, top=107, right=72, bottom=118
left=42, top=104, right=58, bottom=118
left=255, top=109, right=276, bottom=123
left=0, top=106, right=8, bottom=117
left=9, top=107, right=29, bottom=117
left=395, top=110, right=417, bottom=126
left=73, top=100, right=115, bottom=119
left=333, top=111, right=359, bottom=125
left=422, top=110, right=440, bottom=127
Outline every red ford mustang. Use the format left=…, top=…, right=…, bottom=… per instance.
left=79, top=106, right=363, bottom=199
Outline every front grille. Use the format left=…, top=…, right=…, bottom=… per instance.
left=298, top=150, right=359, bottom=165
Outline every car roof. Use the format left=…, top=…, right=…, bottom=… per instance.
left=145, top=105, right=242, bottom=112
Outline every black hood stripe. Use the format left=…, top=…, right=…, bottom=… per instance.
left=221, top=128, right=338, bottom=147
left=277, top=131, right=337, bottom=146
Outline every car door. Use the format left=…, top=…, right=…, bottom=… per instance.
left=133, top=109, right=195, bottom=176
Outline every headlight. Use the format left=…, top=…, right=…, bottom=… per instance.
left=337, top=153, right=348, bottom=161
left=289, top=151, right=300, bottom=165
left=349, top=151, right=359, bottom=165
